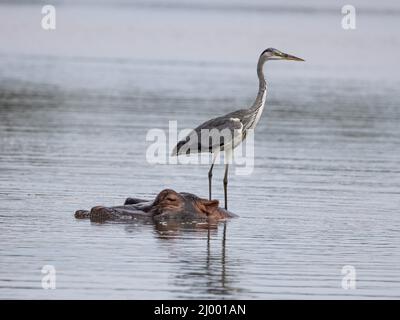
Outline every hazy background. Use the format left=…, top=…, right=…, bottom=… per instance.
left=0, top=0, right=399, bottom=299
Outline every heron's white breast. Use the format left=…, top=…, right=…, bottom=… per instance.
left=229, top=117, right=244, bottom=149
left=249, top=89, right=267, bottom=130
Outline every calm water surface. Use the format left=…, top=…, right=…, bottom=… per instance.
left=0, top=1, right=400, bottom=299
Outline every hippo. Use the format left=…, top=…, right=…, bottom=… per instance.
left=75, top=189, right=237, bottom=223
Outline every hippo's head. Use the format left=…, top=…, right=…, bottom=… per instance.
left=149, top=189, right=233, bottom=220
left=75, top=189, right=236, bottom=223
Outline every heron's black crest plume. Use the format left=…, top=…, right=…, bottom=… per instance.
left=260, top=48, right=275, bottom=56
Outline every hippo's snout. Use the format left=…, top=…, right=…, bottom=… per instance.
left=75, top=210, right=90, bottom=219
left=90, top=206, right=118, bottom=220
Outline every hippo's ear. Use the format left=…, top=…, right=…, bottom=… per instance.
left=201, top=199, right=219, bottom=209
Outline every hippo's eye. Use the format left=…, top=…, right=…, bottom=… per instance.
left=166, top=196, right=177, bottom=201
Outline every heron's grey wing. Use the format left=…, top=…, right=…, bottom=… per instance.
left=173, top=116, right=243, bottom=155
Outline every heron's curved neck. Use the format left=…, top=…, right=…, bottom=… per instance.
left=250, top=57, right=267, bottom=111
left=257, top=57, right=267, bottom=91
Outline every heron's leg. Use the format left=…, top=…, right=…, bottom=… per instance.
left=223, top=163, right=229, bottom=209
left=208, top=153, right=217, bottom=200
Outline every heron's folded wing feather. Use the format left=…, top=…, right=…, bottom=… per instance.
left=173, top=116, right=243, bottom=155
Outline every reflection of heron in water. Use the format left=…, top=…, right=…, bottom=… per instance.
left=207, top=223, right=228, bottom=291
left=160, top=222, right=238, bottom=297
left=123, top=219, right=241, bottom=297
left=173, top=48, right=304, bottom=209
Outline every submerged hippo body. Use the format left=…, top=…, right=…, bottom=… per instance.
left=75, top=189, right=237, bottom=222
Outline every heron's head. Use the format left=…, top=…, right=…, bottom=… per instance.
left=260, top=48, right=304, bottom=62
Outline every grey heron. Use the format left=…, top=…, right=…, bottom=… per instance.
left=172, top=48, right=304, bottom=209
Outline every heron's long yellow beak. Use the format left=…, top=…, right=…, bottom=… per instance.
left=281, top=52, right=305, bottom=61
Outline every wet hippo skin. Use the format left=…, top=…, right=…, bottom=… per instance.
left=75, top=189, right=237, bottom=222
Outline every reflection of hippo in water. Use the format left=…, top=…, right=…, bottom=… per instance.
left=75, top=189, right=237, bottom=222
